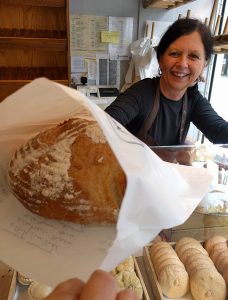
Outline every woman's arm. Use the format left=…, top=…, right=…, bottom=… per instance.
left=105, top=78, right=156, bottom=128
left=191, top=93, right=228, bottom=143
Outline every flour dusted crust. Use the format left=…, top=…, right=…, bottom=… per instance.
left=8, top=118, right=126, bottom=224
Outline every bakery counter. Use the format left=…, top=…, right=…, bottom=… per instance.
left=8, top=255, right=155, bottom=300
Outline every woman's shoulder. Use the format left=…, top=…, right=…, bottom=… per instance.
left=187, top=83, right=205, bottom=101
left=128, top=77, right=159, bottom=93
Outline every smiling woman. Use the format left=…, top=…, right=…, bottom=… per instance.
left=158, top=31, right=206, bottom=100
left=105, top=18, right=228, bottom=153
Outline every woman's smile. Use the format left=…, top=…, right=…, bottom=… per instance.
left=159, top=31, right=206, bottom=100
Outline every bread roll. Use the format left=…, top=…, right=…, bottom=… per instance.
left=175, top=237, right=202, bottom=254
left=157, top=264, right=189, bottom=298
left=8, top=118, right=126, bottom=224
left=175, top=237, right=227, bottom=299
left=210, top=243, right=228, bottom=263
left=190, top=268, right=226, bottom=300
left=204, top=235, right=227, bottom=255
left=176, top=237, right=208, bottom=255
left=150, top=241, right=189, bottom=298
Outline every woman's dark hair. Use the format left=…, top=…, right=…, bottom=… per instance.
left=156, top=18, right=214, bottom=62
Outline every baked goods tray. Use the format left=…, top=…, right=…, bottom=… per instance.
left=12, top=257, right=151, bottom=300
left=134, top=256, right=155, bottom=300
left=0, top=261, right=17, bottom=300
left=143, top=246, right=193, bottom=300
left=142, top=244, right=228, bottom=300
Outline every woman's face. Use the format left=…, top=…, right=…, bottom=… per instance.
left=159, top=31, right=206, bottom=99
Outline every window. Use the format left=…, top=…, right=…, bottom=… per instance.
left=221, top=54, right=228, bottom=76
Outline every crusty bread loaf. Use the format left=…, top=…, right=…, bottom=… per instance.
left=8, top=118, right=126, bottom=224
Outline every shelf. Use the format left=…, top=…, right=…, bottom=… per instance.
left=143, top=0, right=196, bottom=9
left=0, top=0, right=70, bottom=102
left=0, top=80, right=69, bottom=102
left=0, top=80, right=69, bottom=85
left=0, top=37, right=67, bottom=51
left=213, top=34, right=228, bottom=54
left=0, top=67, right=68, bottom=80
left=2, top=0, right=66, bottom=7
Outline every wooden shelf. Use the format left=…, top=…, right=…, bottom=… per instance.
left=213, top=34, right=228, bottom=54
left=0, top=37, right=67, bottom=51
left=0, top=0, right=70, bottom=102
left=143, top=0, right=196, bottom=9
left=0, top=80, right=69, bottom=84
left=2, top=0, right=66, bottom=7
left=0, top=80, right=69, bottom=101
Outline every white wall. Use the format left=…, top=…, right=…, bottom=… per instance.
left=70, top=0, right=140, bottom=41
left=138, top=0, right=214, bottom=38
left=70, top=0, right=214, bottom=41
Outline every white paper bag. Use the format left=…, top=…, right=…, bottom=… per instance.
left=0, top=78, right=212, bottom=286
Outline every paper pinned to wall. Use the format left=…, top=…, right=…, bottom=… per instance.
left=96, top=53, right=120, bottom=87
left=101, top=31, right=120, bottom=43
left=70, top=15, right=108, bottom=53
left=69, top=15, right=133, bottom=87
left=108, top=16, right=134, bottom=60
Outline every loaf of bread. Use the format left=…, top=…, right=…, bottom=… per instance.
left=8, top=118, right=126, bottom=224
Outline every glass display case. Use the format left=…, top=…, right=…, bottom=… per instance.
left=156, top=143, right=228, bottom=242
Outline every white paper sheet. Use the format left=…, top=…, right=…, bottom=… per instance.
left=0, top=78, right=212, bottom=287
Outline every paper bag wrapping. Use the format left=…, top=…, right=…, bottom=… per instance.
left=0, top=78, right=212, bottom=286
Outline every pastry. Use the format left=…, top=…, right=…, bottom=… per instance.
left=150, top=241, right=189, bottom=298
left=190, top=268, right=226, bottom=300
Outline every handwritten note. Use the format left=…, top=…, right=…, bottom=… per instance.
left=3, top=211, right=116, bottom=256
left=6, top=217, right=72, bottom=254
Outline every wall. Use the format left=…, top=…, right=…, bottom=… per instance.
left=70, top=0, right=214, bottom=41
left=70, top=0, right=140, bottom=41
left=70, top=0, right=215, bottom=140
left=138, top=0, right=214, bottom=38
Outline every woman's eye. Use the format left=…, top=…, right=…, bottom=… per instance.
left=170, top=52, right=179, bottom=57
left=189, top=54, right=200, bottom=60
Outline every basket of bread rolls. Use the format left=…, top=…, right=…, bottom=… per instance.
left=143, top=235, right=228, bottom=300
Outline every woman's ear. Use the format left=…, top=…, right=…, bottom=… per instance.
left=204, top=59, right=209, bottom=67
left=199, top=74, right=205, bottom=82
